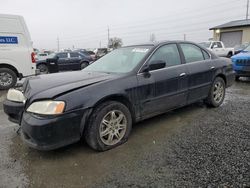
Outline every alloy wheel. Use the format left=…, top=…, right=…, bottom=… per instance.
left=99, top=110, right=127, bottom=146
left=213, top=81, right=225, bottom=104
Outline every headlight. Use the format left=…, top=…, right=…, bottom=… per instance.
left=27, top=101, right=65, bottom=115
left=7, top=89, right=26, bottom=103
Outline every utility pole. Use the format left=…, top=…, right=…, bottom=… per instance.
left=184, top=34, right=186, bottom=41
left=246, top=0, right=250, bottom=19
left=107, top=26, right=110, bottom=48
left=57, top=37, right=60, bottom=52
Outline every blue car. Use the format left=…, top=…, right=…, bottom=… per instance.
left=231, top=45, right=250, bottom=81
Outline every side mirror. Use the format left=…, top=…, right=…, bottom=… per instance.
left=148, top=60, right=166, bottom=71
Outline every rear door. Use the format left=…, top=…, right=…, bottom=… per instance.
left=179, top=43, right=213, bottom=104
left=57, top=52, right=69, bottom=71
left=138, top=43, right=188, bottom=117
left=69, top=52, right=81, bottom=70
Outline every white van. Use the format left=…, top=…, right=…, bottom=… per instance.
left=0, top=14, right=36, bottom=89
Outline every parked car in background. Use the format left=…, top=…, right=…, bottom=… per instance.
left=0, top=14, right=37, bottom=89
left=86, top=50, right=96, bottom=61
left=73, top=49, right=96, bottom=61
left=3, top=41, right=234, bottom=151
left=35, top=53, right=49, bottom=61
left=233, top=42, right=250, bottom=55
left=231, top=44, right=250, bottom=81
left=94, top=48, right=109, bottom=59
left=199, top=41, right=234, bottom=57
left=36, top=52, right=92, bottom=73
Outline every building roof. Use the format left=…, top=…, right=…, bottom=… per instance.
left=209, top=19, right=250, bottom=30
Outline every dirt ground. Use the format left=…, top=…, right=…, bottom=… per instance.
left=0, top=80, right=249, bottom=188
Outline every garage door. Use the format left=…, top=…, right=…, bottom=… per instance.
left=220, top=31, right=242, bottom=47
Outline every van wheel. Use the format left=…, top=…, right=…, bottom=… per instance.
left=37, top=64, right=48, bottom=74
left=0, top=68, right=17, bottom=90
left=80, top=62, right=89, bottom=69
left=84, top=101, right=132, bottom=151
left=205, top=77, right=225, bottom=107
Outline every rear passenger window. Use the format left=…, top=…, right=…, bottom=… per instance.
left=70, top=53, right=79, bottom=58
left=202, top=50, right=210, bottom=60
left=216, top=42, right=223, bottom=48
left=180, top=44, right=204, bottom=63
left=57, top=53, right=68, bottom=58
left=149, top=44, right=181, bottom=68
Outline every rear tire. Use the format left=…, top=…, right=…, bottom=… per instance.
left=37, top=64, right=49, bottom=74
left=84, top=101, right=132, bottom=151
left=205, top=77, right=226, bottom=107
left=0, top=68, right=17, bottom=90
left=80, top=62, right=89, bottom=69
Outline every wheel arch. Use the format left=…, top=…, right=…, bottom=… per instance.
left=93, top=94, right=136, bottom=122
left=215, top=73, right=227, bottom=85
left=80, top=94, right=136, bottom=137
left=0, top=63, right=19, bottom=77
left=80, top=60, right=89, bottom=65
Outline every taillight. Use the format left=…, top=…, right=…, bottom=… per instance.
left=31, top=52, right=36, bottom=63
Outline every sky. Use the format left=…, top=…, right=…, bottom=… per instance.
left=0, top=0, right=246, bottom=50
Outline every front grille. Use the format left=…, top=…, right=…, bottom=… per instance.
left=236, top=59, right=250, bottom=66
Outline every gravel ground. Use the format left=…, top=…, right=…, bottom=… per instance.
left=0, top=80, right=249, bottom=188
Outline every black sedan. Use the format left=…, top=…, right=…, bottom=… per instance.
left=3, top=41, right=235, bottom=151
left=36, top=52, right=93, bottom=74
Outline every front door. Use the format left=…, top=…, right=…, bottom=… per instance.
left=137, top=43, right=188, bottom=118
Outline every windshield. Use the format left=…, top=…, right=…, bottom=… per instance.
left=199, top=42, right=211, bottom=48
left=47, top=53, right=57, bottom=58
left=83, top=46, right=152, bottom=73
left=243, top=44, right=250, bottom=51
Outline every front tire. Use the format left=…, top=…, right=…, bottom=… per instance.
left=205, top=77, right=226, bottom=107
left=0, top=68, right=17, bottom=90
left=84, top=101, right=132, bottom=151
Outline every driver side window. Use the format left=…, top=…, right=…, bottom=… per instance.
left=148, top=44, right=181, bottom=70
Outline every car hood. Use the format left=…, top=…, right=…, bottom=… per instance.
left=232, top=51, right=250, bottom=60
left=23, top=71, right=116, bottom=100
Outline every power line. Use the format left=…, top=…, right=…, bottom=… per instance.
left=59, top=5, right=244, bottom=41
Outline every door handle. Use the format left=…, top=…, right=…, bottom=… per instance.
left=211, top=66, right=215, bottom=70
left=179, top=73, right=186, bottom=77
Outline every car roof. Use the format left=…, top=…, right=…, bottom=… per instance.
left=124, top=40, right=198, bottom=48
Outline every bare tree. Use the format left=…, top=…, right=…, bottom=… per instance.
left=108, top=37, right=123, bottom=49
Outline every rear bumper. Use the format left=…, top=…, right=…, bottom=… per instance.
left=225, top=71, right=235, bottom=87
